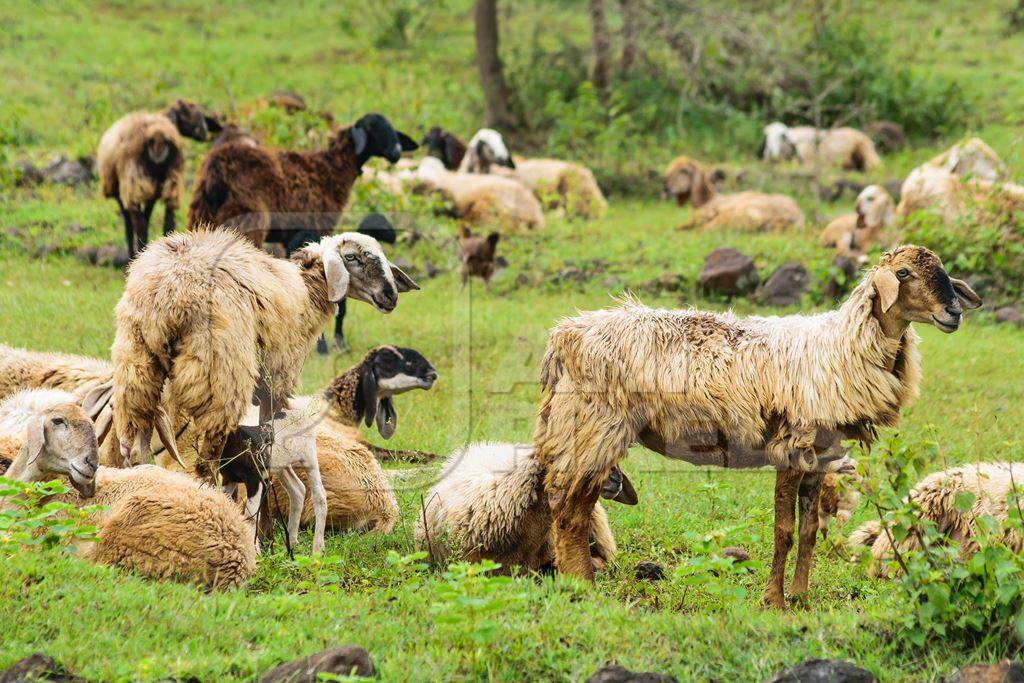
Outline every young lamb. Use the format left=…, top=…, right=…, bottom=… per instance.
left=0, top=389, right=98, bottom=500
left=458, top=128, right=515, bottom=174
left=532, top=245, right=982, bottom=608
left=111, top=229, right=418, bottom=474
left=422, top=126, right=468, bottom=170
left=819, top=185, right=895, bottom=256
left=186, top=113, right=417, bottom=248
left=664, top=156, right=805, bottom=231
left=760, top=122, right=881, bottom=171
left=458, top=226, right=500, bottom=289
left=415, top=442, right=636, bottom=571
left=850, top=462, right=1024, bottom=578
left=98, top=100, right=222, bottom=260
left=413, top=157, right=545, bottom=231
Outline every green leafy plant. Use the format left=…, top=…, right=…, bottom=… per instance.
left=675, top=523, right=762, bottom=608
left=430, top=560, right=529, bottom=646
left=0, top=477, right=102, bottom=552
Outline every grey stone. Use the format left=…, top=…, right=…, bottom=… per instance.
left=756, top=261, right=810, bottom=307
left=586, top=664, right=678, bottom=683
left=767, top=659, right=877, bottom=683
left=259, top=646, right=374, bottom=682
left=698, top=248, right=759, bottom=297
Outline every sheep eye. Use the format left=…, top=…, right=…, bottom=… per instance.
left=344, top=254, right=358, bottom=263
left=896, top=268, right=911, bottom=280
left=51, top=417, right=66, bottom=427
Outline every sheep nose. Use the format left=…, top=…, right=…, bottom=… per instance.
left=945, top=304, right=962, bottom=318
left=426, top=370, right=438, bottom=382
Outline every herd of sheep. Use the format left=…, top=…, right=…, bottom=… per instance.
left=1, top=97, right=1019, bottom=608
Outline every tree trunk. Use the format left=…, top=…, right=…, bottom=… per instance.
left=618, top=0, right=638, bottom=73
left=474, top=0, right=516, bottom=129
left=589, top=0, right=612, bottom=96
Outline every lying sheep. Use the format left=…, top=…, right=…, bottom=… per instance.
left=850, top=463, right=1024, bottom=578
left=98, top=100, right=221, bottom=259
left=502, top=157, right=608, bottom=220
left=413, top=157, right=545, bottom=231
left=819, top=185, right=895, bottom=255
left=422, top=126, right=468, bottom=170
left=111, top=229, right=417, bottom=474
left=458, top=128, right=515, bottom=174
left=532, top=246, right=981, bottom=607
left=415, top=442, right=636, bottom=571
left=760, top=122, right=881, bottom=171
left=664, top=156, right=804, bottom=231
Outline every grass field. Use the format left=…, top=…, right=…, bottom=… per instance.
left=2, top=1, right=1024, bottom=681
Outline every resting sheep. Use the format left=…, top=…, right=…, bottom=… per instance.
left=98, top=100, right=221, bottom=259
left=415, top=442, right=635, bottom=571
left=501, top=157, right=608, bottom=220
left=532, top=246, right=981, bottom=607
left=187, top=113, right=417, bottom=248
left=664, top=156, right=805, bottom=231
left=111, top=229, right=417, bottom=475
left=458, top=128, right=515, bottom=174
left=819, top=185, right=895, bottom=255
left=851, top=462, right=1024, bottom=577
left=422, top=126, right=468, bottom=170
left=760, top=122, right=881, bottom=171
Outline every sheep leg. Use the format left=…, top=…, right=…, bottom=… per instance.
left=764, top=469, right=802, bottom=609
left=549, top=478, right=603, bottom=581
left=278, top=466, right=306, bottom=553
left=790, top=472, right=823, bottom=599
left=333, top=300, right=348, bottom=352
left=162, top=202, right=176, bottom=236
left=117, top=199, right=136, bottom=260
left=303, top=460, right=328, bottom=556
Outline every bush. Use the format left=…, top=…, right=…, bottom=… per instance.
left=0, top=478, right=102, bottom=553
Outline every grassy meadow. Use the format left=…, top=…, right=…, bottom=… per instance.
left=1, top=1, right=1024, bottom=681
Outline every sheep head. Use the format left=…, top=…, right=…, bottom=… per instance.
left=464, top=128, right=514, bottom=172
left=663, top=156, right=715, bottom=208
left=350, top=113, right=418, bottom=167
left=854, top=185, right=894, bottom=230
left=870, top=245, right=981, bottom=335
left=24, top=402, right=98, bottom=498
left=358, top=346, right=438, bottom=439
left=761, top=122, right=795, bottom=161
left=301, top=233, right=418, bottom=310
left=422, top=127, right=466, bottom=170
left=164, top=99, right=221, bottom=142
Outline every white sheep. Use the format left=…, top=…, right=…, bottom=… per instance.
left=664, top=156, right=804, bottom=231
left=761, top=122, right=881, bottom=171
left=532, top=246, right=981, bottom=607
left=819, top=185, right=895, bottom=255
left=458, top=128, right=515, bottom=174
left=415, top=442, right=632, bottom=571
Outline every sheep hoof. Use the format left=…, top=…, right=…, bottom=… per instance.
left=332, top=335, right=349, bottom=353
left=316, top=336, right=329, bottom=355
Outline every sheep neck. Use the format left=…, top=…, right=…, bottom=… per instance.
left=321, top=356, right=371, bottom=427
left=323, top=128, right=364, bottom=181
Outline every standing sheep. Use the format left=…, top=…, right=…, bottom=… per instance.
left=664, top=156, right=804, bottom=231
left=111, top=229, right=418, bottom=474
left=458, top=226, right=500, bottom=289
left=532, top=246, right=981, bottom=607
left=98, top=100, right=221, bottom=260
left=760, top=122, right=881, bottom=171
left=819, top=185, right=895, bottom=255
left=186, top=113, right=417, bottom=248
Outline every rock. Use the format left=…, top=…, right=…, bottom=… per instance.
left=76, top=246, right=99, bottom=265
left=721, top=546, right=750, bottom=562
left=945, top=660, right=1024, bottom=682
left=94, top=245, right=130, bottom=269
left=823, top=255, right=861, bottom=300
left=698, top=248, right=759, bottom=297
left=586, top=664, right=678, bottom=683
left=865, top=120, right=906, bottom=154
left=423, top=260, right=444, bottom=279
left=635, top=561, right=665, bottom=581
left=0, top=653, right=84, bottom=682
left=767, top=659, right=877, bottom=683
left=640, top=273, right=686, bottom=295
left=14, top=160, right=45, bottom=186
left=756, top=261, right=810, bottom=307
left=601, top=276, right=621, bottom=289
left=495, top=255, right=509, bottom=269
left=259, top=646, right=375, bottom=682
left=42, top=155, right=95, bottom=186
left=995, top=304, right=1024, bottom=328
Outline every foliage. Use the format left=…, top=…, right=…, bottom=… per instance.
left=247, top=105, right=333, bottom=149
left=430, top=560, right=530, bottom=648
left=363, top=0, right=446, bottom=49
left=675, top=523, right=762, bottom=607
left=0, top=478, right=102, bottom=553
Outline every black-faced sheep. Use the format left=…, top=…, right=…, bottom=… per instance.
left=186, top=113, right=417, bottom=248
left=532, top=246, right=981, bottom=608
left=664, top=156, right=804, bottom=231
left=760, top=122, right=881, bottom=171
left=422, top=126, right=468, bottom=170
left=111, top=229, right=417, bottom=475
left=98, top=100, right=221, bottom=259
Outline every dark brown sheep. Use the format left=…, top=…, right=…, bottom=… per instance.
left=186, top=113, right=417, bottom=248
left=458, top=226, right=500, bottom=289
left=422, top=126, right=468, bottom=170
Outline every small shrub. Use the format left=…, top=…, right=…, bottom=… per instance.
left=0, top=477, right=102, bottom=553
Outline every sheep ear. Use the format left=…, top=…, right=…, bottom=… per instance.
left=322, top=249, right=350, bottom=302
left=874, top=268, right=901, bottom=312
left=81, top=383, right=113, bottom=421
left=26, top=415, right=46, bottom=465
left=397, top=131, right=418, bottom=152
left=444, top=137, right=459, bottom=168
left=950, top=277, right=982, bottom=309
left=352, top=126, right=368, bottom=157
left=486, top=232, right=500, bottom=248
left=390, top=263, right=419, bottom=292
left=361, top=364, right=378, bottom=428
left=204, top=116, right=223, bottom=134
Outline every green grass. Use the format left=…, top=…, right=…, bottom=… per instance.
left=2, top=1, right=1024, bottom=681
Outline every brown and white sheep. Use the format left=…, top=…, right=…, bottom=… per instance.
left=187, top=113, right=417, bottom=248
left=415, top=442, right=634, bottom=571
left=761, top=122, right=881, bottom=171
left=532, top=246, right=981, bottom=607
left=111, top=229, right=417, bottom=475
left=664, top=156, right=805, bottom=231
left=98, top=100, right=221, bottom=259
left=819, top=185, right=895, bottom=255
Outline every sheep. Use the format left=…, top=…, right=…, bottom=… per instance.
left=422, top=126, right=468, bottom=170
left=760, top=122, right=881, bottom=171
left=897, top=138, right=1016, bottom=219
left=501, top=157, right=608, bottom=220
left=819, top=185, right=895, bottom=255
left=926, top=137, right=1005, bottom=182
left=186, top=113, right=417, bottom=249
left=458, top=226, right=500, bottom=289
left=412, top=157, right=545, bottom=231
left=0, top=389, right=98, bottom=500
left=850, top=463, right=1024, bottom=578
left=415, top=442, right=636, bottom=571
left=818, top=470, right=861, bottom=538
left=531, top=245, right=982, bottom=607
left=111, top=229, right=418, bottom=475
left=458, top=128, right=515, bottom=174
left=97, top=100, right=221, bottom=260
left=664, top=156, right=805, bottom=231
